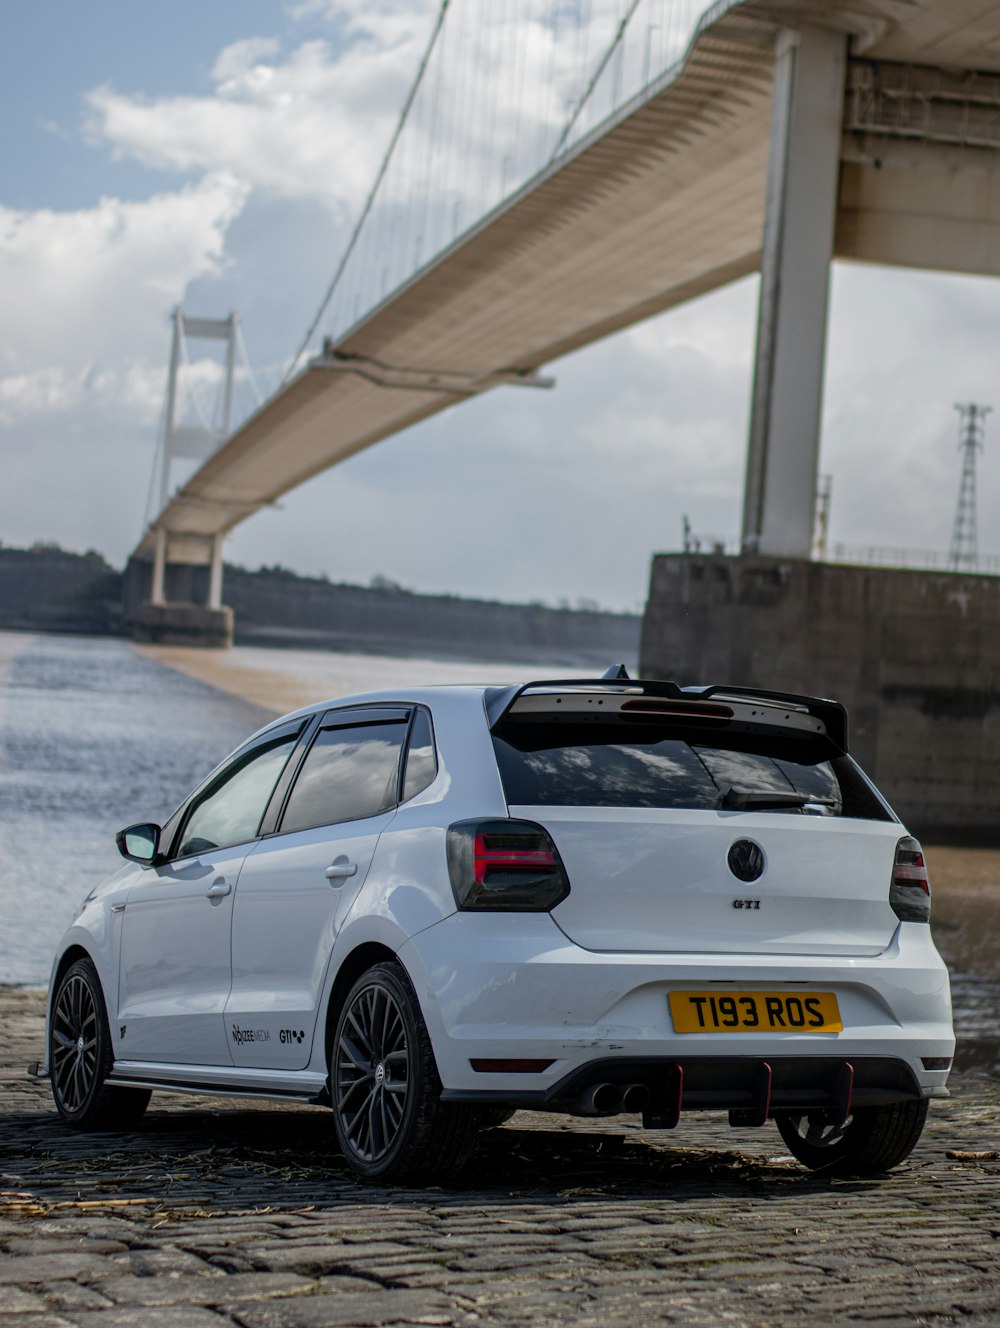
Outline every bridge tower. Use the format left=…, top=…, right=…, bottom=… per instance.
left=123, top=308, right=251, bottom=647
left=741, top=25, right=846, bottom=559
left=949, top=404, right=990, bottom=572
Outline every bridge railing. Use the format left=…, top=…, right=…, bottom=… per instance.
left=322, top=0, right=721, bottom=347
left=676, top=537, right=1000, bottom=576
left=829, top=544, right=1000, bottom=577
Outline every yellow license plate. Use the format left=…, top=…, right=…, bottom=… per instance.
left=669, top=990, right=842, bottom=1034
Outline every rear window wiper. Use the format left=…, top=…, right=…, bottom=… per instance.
left=719, top=786, right=837, bottom=811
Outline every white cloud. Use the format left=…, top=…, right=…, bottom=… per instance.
left=0, top=363, right=167, bottom=427
left=0, top=174, right=248, bottom=382
left=85, top=36, right=423, bottom=217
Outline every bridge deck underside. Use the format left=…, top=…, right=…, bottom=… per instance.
left=137, top=0, right=1000, bottom=558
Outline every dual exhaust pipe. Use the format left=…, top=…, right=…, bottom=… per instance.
left=573, top=1081, right=650, bottom=1117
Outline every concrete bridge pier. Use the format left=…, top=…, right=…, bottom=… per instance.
left=640, top=553, right=1000, bottom=843
left=743, top=23, right=846, bottom=559
left=123, top=528, right=233, bottom=647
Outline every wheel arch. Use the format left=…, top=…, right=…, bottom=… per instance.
left=323, top=941, right=404, bottom=1068
left=50, top=945, right=95, bottom=1012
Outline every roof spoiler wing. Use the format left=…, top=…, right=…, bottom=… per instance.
left=484, top=678, right=849, bottom=753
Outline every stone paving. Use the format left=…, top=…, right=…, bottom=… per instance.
left=2, top=987, right=999, bottom=1328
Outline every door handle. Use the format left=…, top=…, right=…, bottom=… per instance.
left=325, top=859, right=358, bottom=882
left=206, top=880, right=232, bottom=899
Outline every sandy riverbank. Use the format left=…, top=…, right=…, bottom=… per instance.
left=136, top=643, right=576, bottom=717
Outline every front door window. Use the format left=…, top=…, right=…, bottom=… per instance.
left=178, top=737, right=297, bottom=858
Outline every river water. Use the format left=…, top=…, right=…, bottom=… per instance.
left=1, top=630, right=997, bottom=1074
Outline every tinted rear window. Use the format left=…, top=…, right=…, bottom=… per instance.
left=491, top=721, right=890, bottom=821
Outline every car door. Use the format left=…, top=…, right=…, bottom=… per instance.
left=117, top=723, right=302, bottom=1066
left=225, top=706, right=413, bottom=1070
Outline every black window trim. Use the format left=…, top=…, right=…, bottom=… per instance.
left=256, top=713, right=323, bottom=838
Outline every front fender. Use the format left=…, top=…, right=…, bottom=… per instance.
left=42, top=889, right=128, bottom=1073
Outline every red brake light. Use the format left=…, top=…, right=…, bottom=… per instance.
left=473, top=833, right=556, bottom=883
left=447, top=819, right=569, bottom=911
left=619, top=699, right=734, bottom=719
left=890, top=836, right=931, bottom=923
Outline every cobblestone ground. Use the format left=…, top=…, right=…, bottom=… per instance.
left=2, top=988, right=999, bottom=1328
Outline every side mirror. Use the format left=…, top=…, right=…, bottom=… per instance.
left=116, top=823, right=162, bottom=866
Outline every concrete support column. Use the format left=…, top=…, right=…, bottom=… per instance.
left=742, top=26, right=847, bottom=558
left=151, top=528, right=167, bottom=607
left=208, top=534, right=225, bottom=610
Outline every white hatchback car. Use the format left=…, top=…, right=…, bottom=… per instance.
left=38, top=672, right=954, bottom=1182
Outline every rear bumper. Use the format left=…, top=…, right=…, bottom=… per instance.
left=441, top=1054, right=936, bottom=1124
left=399, top=913, right=955, bottom=1106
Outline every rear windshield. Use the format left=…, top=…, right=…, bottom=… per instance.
left=491, top=720, right=891, bottom=821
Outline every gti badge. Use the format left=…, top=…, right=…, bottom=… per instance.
left=728, top=839, right=765, bottom=883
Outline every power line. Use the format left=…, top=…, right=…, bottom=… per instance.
left=281, top=0, right=453, bottom=387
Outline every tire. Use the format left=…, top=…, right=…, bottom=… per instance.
left=329, top=961, right=481, bottom=1183
left=474, top=1106, right=516, bottom=1130
left=49, top=958, right=151, bottom=1130
left=775, top=1099, right=929, bottom=1177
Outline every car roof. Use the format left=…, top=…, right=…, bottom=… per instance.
left=244, top=676, right=850, bottom=753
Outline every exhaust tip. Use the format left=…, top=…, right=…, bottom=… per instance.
left=621, top=1083, right=651, bottom=1113
left=573, top=1082, right=620, bottom=1115
left=591, top=1082, right=620, bottom=1115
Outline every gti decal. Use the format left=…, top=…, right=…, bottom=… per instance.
left=279, top=1028, right=306, bottom=1045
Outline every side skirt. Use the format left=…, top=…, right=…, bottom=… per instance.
left=107, top=1060, right=330, bottom=1106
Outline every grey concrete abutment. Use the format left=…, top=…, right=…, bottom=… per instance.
left=122, top=555, right=233, bottom=648
left=640, top=554, right=1000, bottom=842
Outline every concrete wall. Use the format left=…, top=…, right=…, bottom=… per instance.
left=118, top=555, right=641, bottom=667
left=640, top=553, right=1000, bottom=842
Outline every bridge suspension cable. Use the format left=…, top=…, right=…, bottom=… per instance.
left=282, top=0, right=453, bottom=387
left=284, top=1, right=715, bottom=374
left=551, top=0, right=645, bottom=160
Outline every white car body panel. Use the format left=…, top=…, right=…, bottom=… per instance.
left=400, top=912, right=953, bottom=1094
left=226, top=810, right=395, bottom=1069
left=117, top=845, right=250, bottom=1065
left=520, top=806, right=904, bottom=956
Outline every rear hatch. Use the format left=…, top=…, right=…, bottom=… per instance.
left=489, top=682, right=902, bottom=957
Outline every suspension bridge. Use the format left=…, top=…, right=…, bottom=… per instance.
left=126, top=0, right=1000, bottom=647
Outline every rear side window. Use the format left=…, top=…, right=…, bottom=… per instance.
left=492, top=721, right=890, bottom=821
left=280, top=721, right=408, bottom=833
left=402, top=708, right=437, bottom=802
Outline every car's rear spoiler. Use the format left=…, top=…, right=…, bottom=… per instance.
left=484, top=678, right=849, bottom=753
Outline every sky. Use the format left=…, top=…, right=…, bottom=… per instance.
left=4, top=1, right=1000, bottom=613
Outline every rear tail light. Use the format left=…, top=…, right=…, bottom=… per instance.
left=890, top=836, right=931, bottom=923
left=447, top=819, right=570, bottom=911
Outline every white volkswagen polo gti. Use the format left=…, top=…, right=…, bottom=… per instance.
left=38, top=672, right=954, bottom=1182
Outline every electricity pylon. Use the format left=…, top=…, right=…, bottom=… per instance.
left=949, top=404, right=991, bottom=571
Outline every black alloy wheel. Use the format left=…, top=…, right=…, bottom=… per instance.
left=775, top=1099, right=929, bottom=1176
left=50, top=958, right=150, bottom=1130
left=335, top=972, right=410, bottom=1162
left=329, top=961, right=482, bottom=1183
